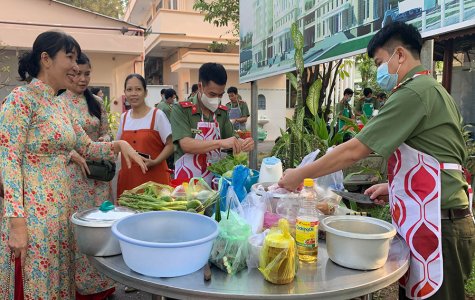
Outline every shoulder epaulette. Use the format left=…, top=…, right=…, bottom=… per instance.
left=179, top=101, right=193, bottom=108
left=219, top=105, right=228, bottom=111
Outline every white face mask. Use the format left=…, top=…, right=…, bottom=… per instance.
left=200, top=92, right=221, bottom=112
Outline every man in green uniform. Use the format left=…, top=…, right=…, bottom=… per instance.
left=279, top=22, right=474, bottom=300
left=156, top=88, right=175, bottom=119
left=188, top=83, right=198, bottom=101
left=355, top=87, right=379, bottom=118
left=226, top=86, right=250, bottom=131
left=336, top=88, right=354, bottom=131
left=171, top=63, right=254, bottom=183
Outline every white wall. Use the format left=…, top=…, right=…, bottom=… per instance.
left=146, top=85, right=173, bottom=107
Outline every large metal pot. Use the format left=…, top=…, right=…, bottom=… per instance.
left=71, top=206, right=135, bottom=256
left=321, top=215, right=396, bottom=270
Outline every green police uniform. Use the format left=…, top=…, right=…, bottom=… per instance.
left=336, top=101, right=353, bottom=131
left=156, top=100, right=172, bottom=120
left=171, top=101, right=234, bottom=163
left=356, top=65, right=474, bottom=300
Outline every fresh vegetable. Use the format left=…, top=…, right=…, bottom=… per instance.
left=207, top=153, right=248, bottom=176
left=118, top=181, right=218, bottom=214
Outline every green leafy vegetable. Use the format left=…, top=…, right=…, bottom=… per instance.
left=207, top=153, right=248, bottom=175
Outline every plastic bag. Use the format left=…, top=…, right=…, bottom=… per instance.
left=259, top=219, right=296, bottom=284
left=209, top=210, right=251, bottom=275
left=298, top=148, right=344, bottom=191
left=241, top=192, right=269, bottom=234
left=232, top=165, right=250, bottom=202
left=246, top=229, right=270, bottom=270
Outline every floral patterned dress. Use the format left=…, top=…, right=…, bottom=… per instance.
left=60, top=90, right=115, bottom=295
left=0, top=79, right=115, bottom=299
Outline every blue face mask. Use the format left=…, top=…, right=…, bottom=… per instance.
left=377, top=51, right=401, bottom=91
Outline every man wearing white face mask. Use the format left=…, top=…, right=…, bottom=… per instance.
left=278, top=22, right=474, bottom=300
left=171, top=63, right=255, bottom=184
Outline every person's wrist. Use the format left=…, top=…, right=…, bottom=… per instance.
left=9, top=217, right=26, bottom=229
left=112, top=140, right=123, bottom=153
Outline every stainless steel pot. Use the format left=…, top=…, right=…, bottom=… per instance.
left=71, top=206, right=135, bottom=256
left=321, top=215, right=396, bottom=270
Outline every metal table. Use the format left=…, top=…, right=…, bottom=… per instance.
left=89, top=236, right=409, bottom=300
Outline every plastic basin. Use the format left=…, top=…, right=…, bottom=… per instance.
left=112, top=211, right=218, bottom=277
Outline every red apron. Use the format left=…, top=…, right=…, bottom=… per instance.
left=117, top=108, right=169, bottom=197
left=174, top=113, right=221, bottom=186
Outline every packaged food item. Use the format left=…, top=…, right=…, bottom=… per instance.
left=259, top=219, right=296, bottom=284
left=296, top=179, right=319, bottom=263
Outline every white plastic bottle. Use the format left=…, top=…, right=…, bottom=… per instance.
left=295, top=178, right=319, bottom=263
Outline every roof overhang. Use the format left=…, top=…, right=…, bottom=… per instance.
left=170, top=51, right=239, bottom=72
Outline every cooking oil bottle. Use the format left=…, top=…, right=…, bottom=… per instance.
left=296, top=178, right=319, bottom=263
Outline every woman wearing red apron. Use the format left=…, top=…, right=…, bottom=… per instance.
left=279, top=22, right=474, bottom=299
left=116, top=74, right=173, bottom=197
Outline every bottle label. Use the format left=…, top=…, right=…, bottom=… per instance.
left=295, top=219, right=319, bottom=248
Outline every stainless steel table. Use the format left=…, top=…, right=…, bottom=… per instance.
left=89, top=236, right=409, bottom=300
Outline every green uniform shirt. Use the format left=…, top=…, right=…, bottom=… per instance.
left=225, top=101, right=250, bottom=117
left=157, top=100, right=172, bottom=120
left=171, top=102, right=234, bottom=162
left=336, top=101, right=353, bottom=129
left=356, top=65, right=468, bottom=209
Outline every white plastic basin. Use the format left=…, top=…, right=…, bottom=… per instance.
left=112, top=211, right=218, bottom=277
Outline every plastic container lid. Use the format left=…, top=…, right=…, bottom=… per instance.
left=71, top=206, right=136, bottom=228
left=303, top=178, right=314, bottom=187
left=263, top=157, right=281, bottom=165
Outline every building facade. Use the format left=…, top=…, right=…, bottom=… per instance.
left=0, top=0, right=145, bottom=113
left=124, top=0, right=287, bottom=141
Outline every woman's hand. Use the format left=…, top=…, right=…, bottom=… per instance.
left=278, top=168, right=303, bottom=191
left=114, top=141, right=148, bottom=174
left=9, top=218, right=28, bottom=267
left=70, top=151, right=90, bottom=177
left=241, top=138, right=254, bottom=152
left=143, top=157, right=160, bottom=169
left=364, top=183, right=389, bottom=205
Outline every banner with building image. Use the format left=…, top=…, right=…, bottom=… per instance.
left=239, top=0, right=475, bottom=83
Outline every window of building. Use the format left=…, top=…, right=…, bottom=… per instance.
left=156, top=0, right=162, bottom=12
left=258, top=94, right=266, bottom=110
left=89, top=86, right=110, bottom=101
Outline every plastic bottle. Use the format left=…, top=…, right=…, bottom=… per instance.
left=295, top=178, right=319, bottom=263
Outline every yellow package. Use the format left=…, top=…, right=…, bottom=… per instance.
left=258, top=219, right=296, bottom=284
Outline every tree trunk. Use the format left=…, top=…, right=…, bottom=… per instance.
left=324, top=59, right=343, bottom=121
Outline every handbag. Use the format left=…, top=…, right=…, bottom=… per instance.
left=86, top=160, right=116, bottom=182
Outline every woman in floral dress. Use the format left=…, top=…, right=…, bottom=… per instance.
left=59, top=53, right=116, bottom=299
left=0, top=31, right=146, bottom=299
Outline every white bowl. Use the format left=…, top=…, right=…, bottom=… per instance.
left=321, top=215, right=396, bottom=270
left=112, top=211, right=218, bottom=277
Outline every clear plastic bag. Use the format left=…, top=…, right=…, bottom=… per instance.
left=246, top=229, right=270, bottom=270
left=259, top=219, right=296, bottom=284
left=241, top=192, right=269, bottom=234
left=209, top=210, right=251, bottom=275
left=298, top=148, right=345, bottom=191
